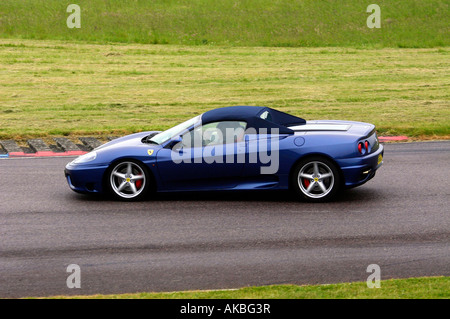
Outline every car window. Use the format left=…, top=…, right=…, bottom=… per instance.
left=182, top=121, right=246, bottom=147
left=259, top=110, right=272, bottom=122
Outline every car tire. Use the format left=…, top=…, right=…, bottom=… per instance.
left=106, top=160, right=151, bottom=201
left=291, top=156, right=341, bottom=202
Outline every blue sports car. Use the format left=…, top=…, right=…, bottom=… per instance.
left=65, top=106, right=383, bottom=202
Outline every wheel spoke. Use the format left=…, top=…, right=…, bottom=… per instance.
left=126, top=163, right=132, bottom=175
left=313, top=162, right=319, bottom=176
left=117, top=180, right=127, bottom=192
left=131, top=174, right=144, bottom=181
left=299, top=173, right=313, bottom=180
left=318, top=181, right=327, bottom=193
left=321, top=172, right=332, bottom=179
left=113, top=172, right=126, bottom=179
left=306, top=181, right=316, bottom=193
left=129, top=182, right=137, bottom=194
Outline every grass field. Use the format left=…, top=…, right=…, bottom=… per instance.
left=0, top=0, right=448, bottom=48
left=1, top=1, right=449, bottom=140
left=0, top=39, right=448, bottom=140
left=44, top=276, right=449, bottom=299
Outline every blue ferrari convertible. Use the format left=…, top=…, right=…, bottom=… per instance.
left=65, top=106, right=383, bottom=202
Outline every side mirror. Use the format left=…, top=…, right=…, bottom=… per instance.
left=167, top=135, right=183, bottom=150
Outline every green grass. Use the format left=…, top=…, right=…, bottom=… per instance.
left=0, top=0, right=448, bottom=48
left=0, top=39, right=449, bottom=140
left=43, top=276, right=450, bottom=299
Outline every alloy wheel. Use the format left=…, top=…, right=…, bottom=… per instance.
left=297, top=161, right=335, bottom=199
left=110, top=161, right=146, bottom=199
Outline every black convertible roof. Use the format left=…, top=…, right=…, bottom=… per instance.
left=201, top=106, right=306, bottom=134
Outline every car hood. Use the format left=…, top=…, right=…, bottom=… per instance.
left=95, top=131, right=162, bottom=151
left=67, top=131, right=163, bottom=168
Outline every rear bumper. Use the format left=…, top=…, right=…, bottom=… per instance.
left=336, top=144, right=384, bottom=188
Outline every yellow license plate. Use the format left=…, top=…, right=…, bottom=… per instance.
left=377, top=154, right=383, bottom=165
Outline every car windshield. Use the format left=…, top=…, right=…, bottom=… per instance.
left=148, top=115, right=201, bottom=145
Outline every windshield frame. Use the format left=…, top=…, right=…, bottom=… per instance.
left=148, top=115, right=201, bottom=146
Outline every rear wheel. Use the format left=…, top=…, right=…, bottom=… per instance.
left=292, top=156, right=341, bottom=202
left=107, top=160, right=150, bottom=201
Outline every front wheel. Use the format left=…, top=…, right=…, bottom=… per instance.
left=292, top=156, right=341, bottom=202
left=106, top=160, right=150, bottom=201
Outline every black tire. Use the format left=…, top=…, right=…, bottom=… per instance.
left=105, top=159, right=151, bottom=201
left=291, top=156, right=341, bottom=202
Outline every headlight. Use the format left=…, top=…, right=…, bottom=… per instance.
left=71, top=151, right=97, bottom=164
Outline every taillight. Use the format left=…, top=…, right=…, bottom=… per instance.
left=358, top=140, right=370, bottom=155
left=358, top=142, right=364, bottom=154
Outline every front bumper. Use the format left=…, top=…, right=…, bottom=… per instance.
left=337, top=144, right=384, bottom=188
left=64, top=163, right=108, bottom=194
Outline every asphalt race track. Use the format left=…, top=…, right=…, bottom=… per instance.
left=0, top=141, right=449, bottom=298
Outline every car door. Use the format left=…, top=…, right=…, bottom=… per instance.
left=242, top=130, right=286, bottom=181
left=155, top=121, right=247, bottom=191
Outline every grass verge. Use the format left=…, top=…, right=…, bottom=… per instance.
left=0, top=0, right=448, bottom=48
left=42, top=276, right=450, bottom=299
